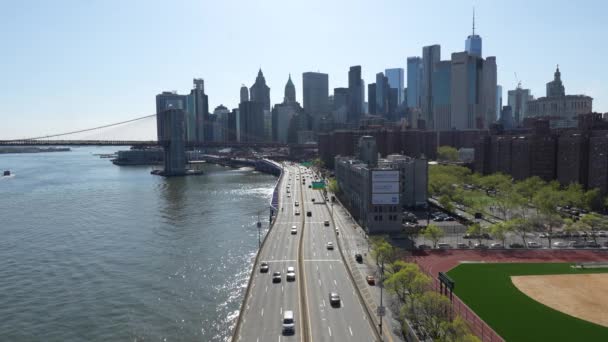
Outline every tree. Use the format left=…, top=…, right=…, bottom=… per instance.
left=403, top=291, right=452, bottom=339
left=327, top=178, right=340, bottom=194
left=489, top=221, right=510, bottom=246
left=478, top=173, right=511, bottom=194
left=422, top=224, right=445, bottom=249
left=438, top=146, right=459, bottom=162
left=583, top=188, right=601, bottom=211
left=514, top=176, right=546, bottom=205
left=439, top=195, right=455, bottom=213
left=510, top=218, right=534, bottom=246
left=466, top=223, right=485, bottom=245
left=575, top=213, right=608, bottom=243
left=439, top=316, right=481, bottom=342
left=384, top=263, right=431, bottom=303
left=370, top=237, right=395, bottom=265
left=529, top=214, right=563, bottom=248
left=312, top=158, right=324, bottom=170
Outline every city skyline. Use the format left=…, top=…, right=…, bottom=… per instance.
left=2, top=0, right=608, bottom=139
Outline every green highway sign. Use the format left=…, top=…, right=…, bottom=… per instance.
left=312, top=181, right=325, bottom=190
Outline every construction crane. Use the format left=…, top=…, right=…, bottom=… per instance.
left=514, top=72, right=522, bottom=89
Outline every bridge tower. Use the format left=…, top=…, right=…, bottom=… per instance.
left=159, top=108, right=186, bottom=176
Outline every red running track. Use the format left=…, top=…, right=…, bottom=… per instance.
left=408, top=249, right=608, bottom=276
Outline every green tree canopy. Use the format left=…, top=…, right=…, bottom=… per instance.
left=422, top=224, right=445, bottom=248
left=437, top=146, right=459, bottom=162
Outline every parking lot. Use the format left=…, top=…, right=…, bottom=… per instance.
left=407, top=210, right=608, bottom=250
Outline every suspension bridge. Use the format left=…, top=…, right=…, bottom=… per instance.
left=0, top=114, right=317, bottom=149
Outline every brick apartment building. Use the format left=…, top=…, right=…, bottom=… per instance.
left=475, top=113, right=608, bottom=194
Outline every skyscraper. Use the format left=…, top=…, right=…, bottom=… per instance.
left=238, top=101, right=265, bottom=142
left=367, top=83, right=376, bottom=114
left=432, top=61, right=452, bottom=130
left=302, top=72, right=329, bottom=117
left=333, top=87, right=349, bottom=123
left=284, top=74, right=296, bottom=103
left=465, top=10, right=482, bottom=57
left=190, top=78, right=210, bottom=143
left=375, top=72, right=389, bottom=116
left=508, top=84, right=533, bottom=124
left=156, top=91, right=187, bottom=142
left=450, top=52, right=497, bottom=129
left=406, top=57, right=422, bottom=109
left=496, top=85, right=503, bottom=121
left=240, top=85, right=249, bottom=103
left=348, top=66, right=364, bottom=123
left=421, top=45, right=441, bottom=128
left=250, top=69, right=271, bottom=111
left=385, top=68, right=405, bottom=105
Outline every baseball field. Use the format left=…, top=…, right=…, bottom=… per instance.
left=447, top=263, right=608, bottom=342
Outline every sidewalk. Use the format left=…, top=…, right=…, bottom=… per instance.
left=330, top=201, right=406, bottom=342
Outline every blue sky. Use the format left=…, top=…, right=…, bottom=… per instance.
left=1, top=0, right=607, bottom=139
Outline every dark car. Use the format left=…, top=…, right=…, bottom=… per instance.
left=509, top=243, right=525, bottom=248
left=260, top=262, right=269, bottom=273
left=355, top=254, right=363, bottom=263
left=329, top=292, right=341, bottom=307
left=272, top=271, right=282, bottom=283
left=474, top=212, right=483, bottom=219
left=306, top=211, right=312, bottom=217
left=474, top=243, right=488, bottom=249
left=586, top=241, right=601, bottom=248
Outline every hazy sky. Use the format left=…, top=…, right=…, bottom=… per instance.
left=1, top=0, right=607, bottom=139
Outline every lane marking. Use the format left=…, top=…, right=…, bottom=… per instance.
left=333, top=279, right=337, bottom=286
left=303, top=259, right=342, bottom=262
left=261, top=308, right=264, bottom=317
left=265, top=286, right=268, bottom=293
left=328, top=326, right=332, bottom=337
left=349, top=326, right=353, bottom=336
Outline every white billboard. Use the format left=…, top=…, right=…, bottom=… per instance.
left=372, top=193, right=399, bottom=205
left=372, top=171, right=399, bottom=182
left=372, top=182, right=399, bottom=193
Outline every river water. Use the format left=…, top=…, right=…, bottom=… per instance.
left=0, top=147, right=276, bottom=341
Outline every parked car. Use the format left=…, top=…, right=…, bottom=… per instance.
left=509, top=243, right=525, bottom=248
left=418, top=244, right=431, bottom=250
left=553, top=241, right=568, bottom=248
left=527, top=241, right=542, bottom=248
left=456, top=243, right=469, bottom=249
left=568, top=241, right=586, bottom=248
left=474, top=243, right=488, bottom=249
left=437, top=243, right=452, bottom=249
left=586, top=241, right=601, bottom=248
left=366, top=275, right=376, bottom=285
left=260, top=261, right=269, bottom=273
left=490, top=243, right=503, bottom=249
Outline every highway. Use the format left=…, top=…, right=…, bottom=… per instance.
left=300, top=169, right=378, bottom=342
left=235, top=164, right=378, bottom=341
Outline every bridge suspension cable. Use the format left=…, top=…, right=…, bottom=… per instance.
left=14, top=114, right=157, bottom=141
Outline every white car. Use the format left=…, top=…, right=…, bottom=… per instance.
left=490, top=243, right=503, bottom=249
left=291, top=226, right=297, bottom=235
left=553, top=241, right=567, bottom=248
left=294, top=201, right=299, bottom=207
left=326, top=242, right=334, bottom=250
left=286, top=267, right=296, bottom=281
left=527, top=241, right=542, bottom=248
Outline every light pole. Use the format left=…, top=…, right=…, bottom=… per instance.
left=379, top=258, right=385, bottom=340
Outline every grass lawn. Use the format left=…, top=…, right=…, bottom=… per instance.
left=447, top=263, right=608, bottom=342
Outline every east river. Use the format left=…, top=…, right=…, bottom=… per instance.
left=0, top=147, right=276, bottom=341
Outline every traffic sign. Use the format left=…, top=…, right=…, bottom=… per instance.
left=377, top=306, right=386, bottom=316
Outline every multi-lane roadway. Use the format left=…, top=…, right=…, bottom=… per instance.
left=235, top=164, right=378, bottom=342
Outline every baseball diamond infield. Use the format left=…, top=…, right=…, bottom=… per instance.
left=447, top=263, right=608, bottom=342
left=512, top=273, right=608, bottom=328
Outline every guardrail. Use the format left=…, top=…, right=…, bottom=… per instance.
left=231, top=164, right=283, bottom=342
left=298, top=168, right=311, bottom=341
